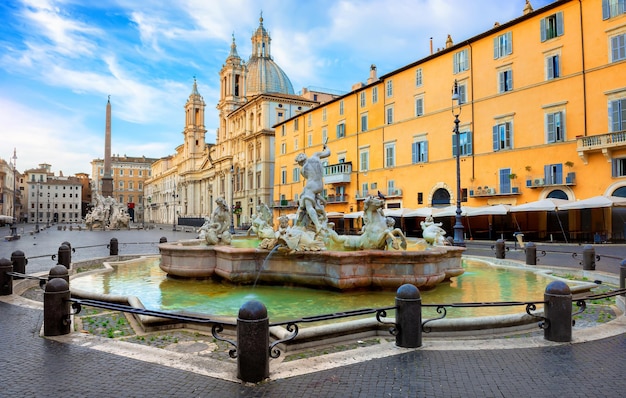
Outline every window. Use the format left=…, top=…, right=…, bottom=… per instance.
left=546, top=111, right=565, bottom=142
left=611, top=33, right=626, bottom=62
left=386, top=105, right=394, bottom=125
left=453, top=49, right=469, bottom=74
left=492, top=121, right=513, bottom=151
left=280, top=142, right=286, bottom=155
left=336, top=123, right=345, bottom=138
left=610, top=98, right=626, bottom=132
left=293, top=167, right=300, bottom=182
left=294, top=138, right=298, bottom=150
left=322, top=128, right=327, bottom=143
left=339, top=100, right=344, bottom=116
left=385, top=142, right=396, bottom=168
left=415, top=97, right=424, bottom=117
left=129, top=181, right=134, bottom=190
left=540, top=12, right=564, bottom=42
left=119, top=181, right=124, bottom=189
left=386, top=80, right=393, bottom=97
left=499, top=69, right=513, bottom=93
left=119, top=169, right=124, bottom=176
left=387, top=180, right=395, bottom=195
left=415, top=68, right=423, bottom=87
left=499, top=168, right=512, bottom=194
left=493, top=32, right=512, bottom=59
left=612, top=157, right=626, bottom=177
left=412, top=140, right=428, bottom=163
left=294, top=118, right=299, bottom=131
left=362, top=183, right=369, bottom=197
left=360, top=91, right=366, bottom=107
left=452, top=131, right=473, bottom=156
left=372, top=87, right=378, bottom=104
left=322, top=108, right=327, bottom=122
left=307, top=133, right=312, bottom=147
left=281, top=168, right=287, bottom=184
left=281, top=125, right=285, bottom=136
left=361, top=113, right=368, bottom=132
left=603, top=0, right=626, bottom=20
left=360, top=149, right=369, bottom=171
left=307, top=114, right=312, bottom=127
left=546, top=54, right=560, bottom=79
left=545, top=164, right=563, bottom=185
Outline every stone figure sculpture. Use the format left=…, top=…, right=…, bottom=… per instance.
left=85, top=191, right=130, bottom=230
left=198, top=197, right=232, bottom=245
left=421, top=215, right=448, bottom=246
left=247, top=203, right=274, bottom=239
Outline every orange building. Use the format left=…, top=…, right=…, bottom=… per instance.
left=274, top=0, right=626, bottom=240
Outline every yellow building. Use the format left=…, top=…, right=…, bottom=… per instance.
left=274, top=0, right=626, bottom=240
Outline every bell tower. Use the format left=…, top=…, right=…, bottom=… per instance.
left=183, top=78, right=206, bottom=162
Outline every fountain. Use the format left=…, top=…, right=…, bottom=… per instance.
left=84, top=190, right=131, bottom=231
left=160, top=145, right=464, bottom=290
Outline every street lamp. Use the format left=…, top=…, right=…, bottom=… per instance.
left=10, top=148, right=18, bottom=238
left=451, top=80, right=465, bottom=247
left=230, top=165, right=235, bottom=235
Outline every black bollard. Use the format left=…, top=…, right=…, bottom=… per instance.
left=57, top=244, right=71, bottom=269
left=43, top=278, right=71, bottom=336
left=109, top=238, right=119, bottom=255
left=0, top=258, right=13, bottom=296
left=525, top=242, right=537, bottom=265
left=159, top=237, right=167, bottom=243
left=543, top=280, right=572, bottom=342
left=495, top=239, right=506, bottom=259
left=237, top=300, right=269, bottom=383
left=11, top=250, right=28, bottom=278
left=582, top=244, right=595, bottom=270
left=49, top=264, right=70, bottom=283
left=395, top=284, right=422, bottom=348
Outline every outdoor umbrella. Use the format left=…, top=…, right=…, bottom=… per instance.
left=465, top=204, right=510, bottom=217
left=509, top=198, right=570, bottom=212
left=557, top=195, right=626, bottom=210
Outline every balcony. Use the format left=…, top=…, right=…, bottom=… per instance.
left=577, top=131, right=626, bottom=164
left=273, top=199, right=298, bottom=209
left=326, top=194, right=349, bottom=203
left=324, top=162, right=352, bottom=184
left=355, top=188, right=402, bottom=200
left=470, top=186, right=521, bottom=197
left=525, top=172, right=576, bottom=189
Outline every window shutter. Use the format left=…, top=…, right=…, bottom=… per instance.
left=467, top=132, right=473, bottom=155
left=452, top=135, right=458, bottom=157
left=621, top=99, right=626, bottom=131
left=544, top=164, right=550, bottom=181
left=613, top=159, right=619, bottom=177
left=492, top=125, right=499, bottom=151
left=540, top=18, right=547, bottom=42
left=494, top=37, right=499, bottom=59
left=547, top=57, right=554, bottom=79
left=556, top=164, right=563, bottom=184
left=612, top=100, right=621, bottom=132
left=412, top=142, right=418, bottom=163
left=423, top=141, right=429, bottom=162
left=603, top=0, right=610, bottom=20
left=499, top=72, right=504, bottom=93
left=547, top=113, right=555, bottom=142
left=507, top=70, right=513, bottom=90
left=506, top=32, right=512, bottom=55
left=556, top=12, right=564, bottom=36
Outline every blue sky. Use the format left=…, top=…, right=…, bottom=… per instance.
left=0, top=0, right=555, bottom=176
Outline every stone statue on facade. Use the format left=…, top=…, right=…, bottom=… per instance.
left=198, top=197, right=232, bottom=245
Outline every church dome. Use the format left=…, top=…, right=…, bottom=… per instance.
left=244, top=16, right=294, bottom=96
left=245, top=57, right=294, bottom=95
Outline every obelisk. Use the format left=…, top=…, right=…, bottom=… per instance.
left=101, top=95, right=113, bottom=198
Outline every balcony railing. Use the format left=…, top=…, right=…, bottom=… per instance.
left=272, top=199, right=298, bottom=208
left=355, top=188, right=402, bottom=200
left=577, top=130, right=626, bottom=164
left=525, top=172, right=576, bottom=189
left=470, top=186, right=521, bottom=197
left=326, top=194, right=348, bottom=203
left=324, top=162, right=352, bottom=184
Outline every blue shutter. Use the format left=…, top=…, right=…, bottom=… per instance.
left=452, top=135, right=458, bottom=157
left=500, top=168, right=511, bottom=194
left=467, top=132, right=473, bottom=155
left=506, top=32, right=512, bottom=55
left=493, top=37, right=499, bottom=59
left=492, top=125, right=499, bottom=151
left=423, top=141, right=429, bottom=163
left=412, top=142, right=418, bottom=163
left=544, top=164, right=551, bottom=183
left=603, top=0, right=610, bottom=20
left=556, top=12, right=564, bottom=37
left=540, top=18, right=546, bottom=42
left=556, top=164, right=563, bottom=184
left=547, top=113, right=555, bottom=142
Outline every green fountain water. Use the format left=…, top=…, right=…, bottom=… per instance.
left=71, top=257, right=556, bottom=322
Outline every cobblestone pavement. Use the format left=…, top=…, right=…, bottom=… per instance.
left=1, top=225, right=626, bottom=397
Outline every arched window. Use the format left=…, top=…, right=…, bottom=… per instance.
left=547, top=189, right=568, bottom=200
left=432, top=188, right=450, bottom=206
left=612, top=186, right=626, bottom=198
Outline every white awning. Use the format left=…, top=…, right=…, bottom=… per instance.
left=558, top=195, right=626, bottom=210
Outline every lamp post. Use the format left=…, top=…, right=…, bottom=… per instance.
left=451, top=80, right=465, bottom=247
left=10, top=148, right=18, bottom=238
left=230, top=165, right=235, bottom=235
